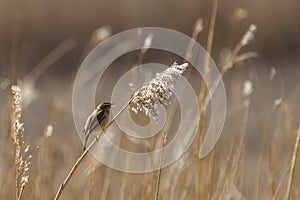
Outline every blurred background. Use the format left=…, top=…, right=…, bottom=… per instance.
left=1, top=0, right=300, bottom=199
left=1, top=0, right=300, bottom=66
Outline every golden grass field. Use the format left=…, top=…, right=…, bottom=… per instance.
left=1, top=0, right=300, bottom=199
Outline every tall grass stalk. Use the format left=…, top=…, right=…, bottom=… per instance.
left=284, top=125, right=300, bottom=200
left=155, top=131, right=167, bottom=200
left=11, top=85, right=31, bottom=200
left=196, top=0, right=219, bottom=199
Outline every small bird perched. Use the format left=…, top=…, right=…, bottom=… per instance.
left=83, top=102, right=114, bottom=151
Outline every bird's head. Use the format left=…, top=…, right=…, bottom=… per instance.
left=97, top=102, right=115, bottom=111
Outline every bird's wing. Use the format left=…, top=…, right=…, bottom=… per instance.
left=96, top=109, right=106, bottom=124
left=83, top=110, right=103, bottom=136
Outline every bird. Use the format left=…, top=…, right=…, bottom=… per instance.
left=82, top=102, right=114, bottom=151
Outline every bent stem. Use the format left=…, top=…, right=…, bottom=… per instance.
left=53, top=100, right=131, bottom=200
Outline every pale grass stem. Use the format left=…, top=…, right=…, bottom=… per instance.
left=155, top=132, right=167, bottom=200
left=198, top=0, right=219, bottom=199
left=36, top=125, right=54, bottom=199
left=284, top=125, right=300, bottom=200
left=272, top=166, right=290, bottom=200
left=27, top=37, right=77, bottom=83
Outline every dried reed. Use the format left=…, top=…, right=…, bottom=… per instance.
left=11, top=85, right=31, bottom=200
left=285, top=125, right=300, bottom=200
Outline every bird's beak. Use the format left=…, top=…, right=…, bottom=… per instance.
left=110, top=103, right=116, bottom=108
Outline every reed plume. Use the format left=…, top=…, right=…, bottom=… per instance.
left=11, top=85, right=31, bottom=200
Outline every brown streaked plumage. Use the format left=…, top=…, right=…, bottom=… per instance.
left=83, top=102, right=112, bottom=151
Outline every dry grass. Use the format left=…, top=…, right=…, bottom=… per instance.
left=11, top=85, right=32, bottom=200
left=285, top=125, right=300, bottom=200
left=1, top=1, right=300, bottom=200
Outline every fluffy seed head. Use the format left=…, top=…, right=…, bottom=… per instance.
left=130, top=62, right=189, bottom=119
left=241, top=24, right=257, bottom=46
